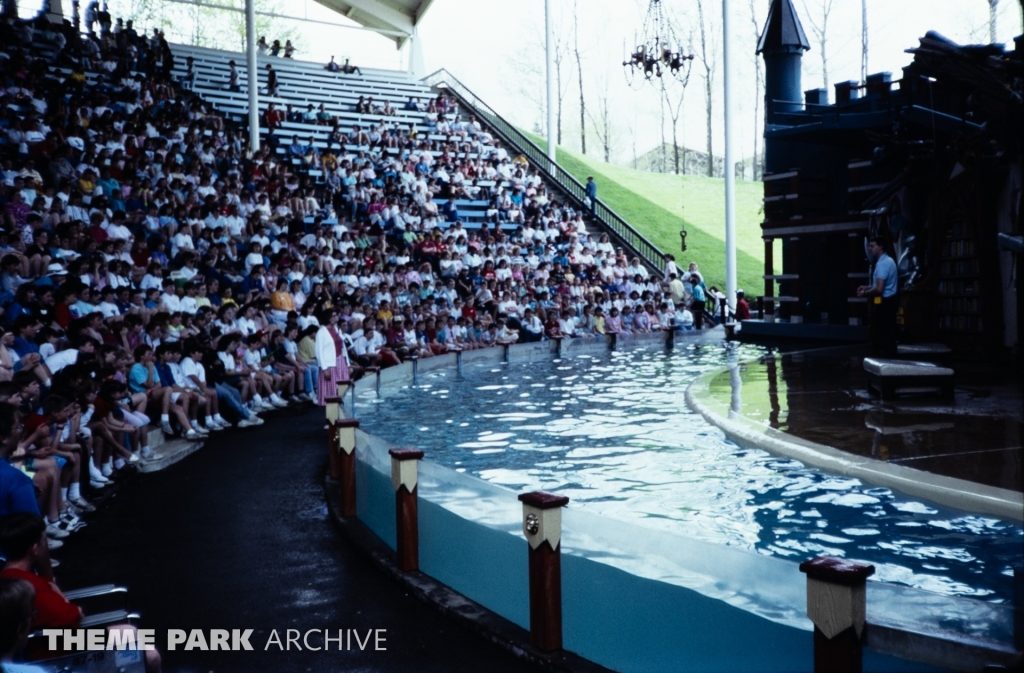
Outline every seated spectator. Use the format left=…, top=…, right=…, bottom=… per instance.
left=325, top=55, right=341, bottom=72
left=340, top=58, right=362, bottom=76
left=0, top=575, right=49, bottom=672
left=0, top=513, right=163, bottom=672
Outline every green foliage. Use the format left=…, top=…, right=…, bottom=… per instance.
left=110, top=0, right=302, bottom=55
left=524, top=131, right=772, bottom=292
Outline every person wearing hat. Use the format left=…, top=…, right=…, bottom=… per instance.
left=735, top=289, right=751, bottom=321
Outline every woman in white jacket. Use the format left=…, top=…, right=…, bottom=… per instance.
left=314, top=309, right=351, bottom=406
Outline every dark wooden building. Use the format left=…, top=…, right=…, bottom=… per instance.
left=751, top=0, right=1023, bottom=362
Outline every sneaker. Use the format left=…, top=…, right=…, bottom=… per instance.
left=59, top=511, right=85, bottom=530
left=185, top=429, right=201, bottom=440
left=50, top=557, right=60, bottom=567
left=250, top=415, right=265, bottom=425
left=90, top=478, right=110, bottom=489
left=101, top=465, right=113, bottom=478
left=47, top=537, right=63, bottom=550
left=88, top=467, right=110, bottom=484
left=140, top=447, right=164, bottom=461
left=46, top=522, right=69, bottom=539
left=192, top=424, right=210, bottom=435
left=160, top=421, right=175, bottom=436
left=215, top=418, right=232, bottom=428
left=270, top=396, right=288, bottom=408
left=238, top=417, right=259, bottom=428
left=127, top=453, right=140, bottom=465
left=70, top=497, right=96, bottom=513
left=204, top=423, right=224, bottom=432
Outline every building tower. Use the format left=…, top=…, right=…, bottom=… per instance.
left=757, top=0, right=810, bottom=173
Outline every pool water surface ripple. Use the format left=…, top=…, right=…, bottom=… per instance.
left=356, top=344, right=1022, bottom=602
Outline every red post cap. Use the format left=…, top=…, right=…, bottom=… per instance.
left=334, top=418, right=360, bottom=428
left=518, top=491, right=570, bottom=509
left=799, top=556, right=875, bottom=585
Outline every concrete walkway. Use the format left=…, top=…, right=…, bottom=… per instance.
left=54, top=403, right=538, bottom=673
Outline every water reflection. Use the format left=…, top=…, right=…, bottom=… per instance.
left=356, top=346, right=1023, bottom=601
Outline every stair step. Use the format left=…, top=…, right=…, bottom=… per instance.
left=137, top=438, right=204, bottom=473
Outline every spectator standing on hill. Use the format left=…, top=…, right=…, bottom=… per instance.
left=584, top=176, right=597, bottom=217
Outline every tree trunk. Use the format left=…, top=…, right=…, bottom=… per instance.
left=861, top=0, right=868, bottom=82
left=750, top=0, right=763, bottom=180
left=555, top=58, right=563, bottom=145
left=573, top=0, right=586, bottom=155
left=660, top=79, right=668, bottom=173
left=988, top=0, right=999, bottom=43
left=696, top=0, right=715, bottom=178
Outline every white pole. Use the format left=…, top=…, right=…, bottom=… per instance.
left=545, top=0, right=556, bottom=165
left=245, top=0, right=260, bottom=156
left=722, top=0, right=737, bottom=318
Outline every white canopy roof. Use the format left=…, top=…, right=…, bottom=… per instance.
left=310, top=0, right=435, bottom=48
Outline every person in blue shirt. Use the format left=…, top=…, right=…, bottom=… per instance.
left=441, top=200, right=459, bottom=223
left=0, top=404, right=44, bottom=539
left=585, top=176, right=597, bottom=216
left=690, top=276, right=707, bottom=330
left=857, top=236, right=899, bottom=356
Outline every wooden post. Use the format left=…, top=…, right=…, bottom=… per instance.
left=324, top=396, right=344, bottom=480
left=790, top=237, right=803, bottom=323
left=388, top=448, right=423, bottom=572
left=334, top=418, right=359, bottom=517
left=764, top=237, right=775, bottom=322
left=518, top=490, right=570, bottom=653
left=1014, top=565, right=1023, bottom=653
left=799, top=556, right=875, bottom=673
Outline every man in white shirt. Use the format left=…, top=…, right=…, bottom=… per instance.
left=160, top=280, right=181, bottom=312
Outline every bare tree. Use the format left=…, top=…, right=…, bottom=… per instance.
left=659, top=78, right=668, bottom=173
left=801, top=0, right=836, bottom=91
left=987, top=0, right=999, bottom=43
left=749, top=0, right=764, bottom=180
left=587, top=75, right=614, bottom=163
left=506, top=13, right=572, bottom=145
left=572, top=0, right=587, bottom=154
left=695, top=0, right=717, bottom=177
left=861, top=0, right=869, bottom=82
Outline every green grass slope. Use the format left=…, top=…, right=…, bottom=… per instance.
left=524, top=133, right=770, bottom=293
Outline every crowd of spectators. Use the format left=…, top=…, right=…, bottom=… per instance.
left=0, top=5, right=715, bottom=598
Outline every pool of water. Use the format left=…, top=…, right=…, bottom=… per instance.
left=356, top=343, right=1023, bottom=602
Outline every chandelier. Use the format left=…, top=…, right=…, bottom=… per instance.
left=623, top=0, right=694, bottom=87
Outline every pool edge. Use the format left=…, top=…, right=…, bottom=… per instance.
left=684, top=366, right=1024, bottom=522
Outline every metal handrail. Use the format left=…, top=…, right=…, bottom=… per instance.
left=421, top=68, right=666, bottom=272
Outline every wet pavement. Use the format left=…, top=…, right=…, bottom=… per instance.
left=708, top=346, right=1024, bottom=493
left=54, top=403, right=538, bottom=673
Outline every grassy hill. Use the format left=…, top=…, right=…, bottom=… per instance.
left=524, top=135, right=771, bottom=293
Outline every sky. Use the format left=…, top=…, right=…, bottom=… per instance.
left=30, top=0, right=1024, bottom=164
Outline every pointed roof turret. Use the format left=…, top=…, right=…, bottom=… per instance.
left=756, top=0, right=811, bottom=55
